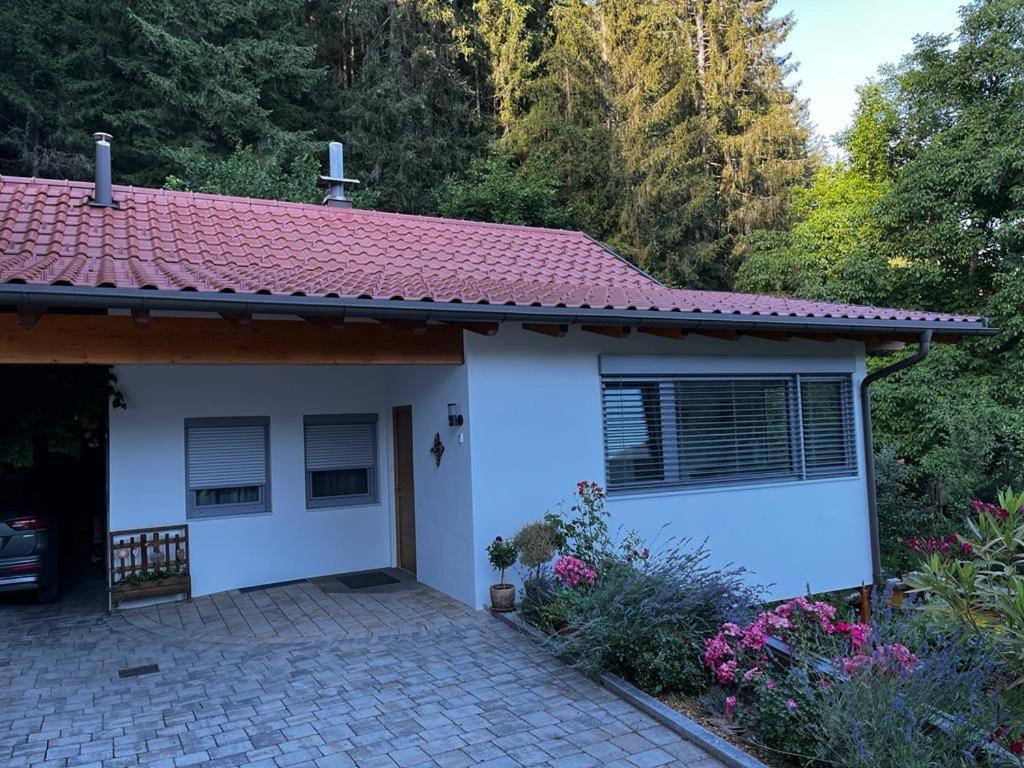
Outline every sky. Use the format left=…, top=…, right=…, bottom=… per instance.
left=774, top=0, right=963, bottom=152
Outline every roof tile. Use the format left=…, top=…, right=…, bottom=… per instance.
left=0, top=176, right=981, bottom=324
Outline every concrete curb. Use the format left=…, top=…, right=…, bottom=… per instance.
left=599, top=674, right=768, bottom=768
left=491, top=610, right=767, bottom=768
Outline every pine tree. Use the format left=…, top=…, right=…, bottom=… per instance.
left=613, top=0, right=812, bottom=289
left=0, top=0, right=103, bottom=177
left=473, top=0, right=543, bottom=133
left=507, top=0, right=618, bottom=237
left=0, top=0, right=323, bottom=185
left=509, top=0, right=810, bottom=289
left=308, top=0, right=487, bottom=213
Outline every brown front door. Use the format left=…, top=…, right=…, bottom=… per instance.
left=392, top=405, right=416, bottom=574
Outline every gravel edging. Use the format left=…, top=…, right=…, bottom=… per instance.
left=491, top=609, right=768, bottom=768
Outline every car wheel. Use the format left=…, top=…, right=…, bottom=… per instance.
left=37, top=581, right=59, bottom=604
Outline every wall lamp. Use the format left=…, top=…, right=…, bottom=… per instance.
left=447, top=403, right=464, bottom=428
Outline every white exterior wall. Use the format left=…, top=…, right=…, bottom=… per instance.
left=108, top=330, right=872, bottom=610
left=464, top=327, right=871, bottom=608
left=108, top=364, right=474, bottom=601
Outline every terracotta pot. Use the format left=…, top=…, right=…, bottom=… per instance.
left=490, top=584, right=515, bottom=612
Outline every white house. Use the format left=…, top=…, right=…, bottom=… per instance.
left=0, top=140, right=992, bottom=609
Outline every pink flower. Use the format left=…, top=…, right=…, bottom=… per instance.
left=715, top=660, right=738, bottom=684
left=724, top=696, right=737, bottom=719
left=785, top=699, right=798, bottom=711
left=972, top=500, right=1008, bottom=520
left=721, top=623, right=742, bottom=637
left=845, top=623, right=872, bottom=653
left=742, top=621, right=769, bottom=651
left=553, top=555, right=596, bottom=588
left=961, top=541, right=974, bottom=555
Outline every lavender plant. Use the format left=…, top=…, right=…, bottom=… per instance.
left=807, top=628, right=1003, bottom=768
left=552, top=538, right=763, bottom=694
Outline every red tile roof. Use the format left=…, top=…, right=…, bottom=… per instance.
left=0, top=176, right=983, bottom=325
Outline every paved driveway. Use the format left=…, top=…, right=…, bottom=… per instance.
left=1, top=578, right=725, bottom=768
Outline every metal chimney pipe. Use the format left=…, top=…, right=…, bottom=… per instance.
left=327, top=142, right=345, bottom=201
left=90, top=132, right=116, bottom=208
left=318, top=141, right=359, bottom=208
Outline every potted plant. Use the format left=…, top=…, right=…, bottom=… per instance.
left=486, top=535, right=519, bottom=612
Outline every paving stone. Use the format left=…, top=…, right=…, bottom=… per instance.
left=0, top=580, right=728, bottom=768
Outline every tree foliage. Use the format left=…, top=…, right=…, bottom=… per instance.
left=0, top=367, right=124, bottom=470
left=432, top=150, right=566, bottom=227
left=0, top=0, right=322, bottom=185
left=742, top=0, right=1024, bottom=533
left=1, top=0, right=810, bottom=277
left=164, top=144, right=321, bottom=203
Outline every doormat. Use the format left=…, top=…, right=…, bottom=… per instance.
left=338, top=571, right=400, bottom=589
left=238, top=578, right=306, bottom=594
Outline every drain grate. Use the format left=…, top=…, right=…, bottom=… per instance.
left=118, top=663, right=159, bottom=679
left=238, top=578, right=306, bottom=594
left=337, top=571, right=400, bottom=589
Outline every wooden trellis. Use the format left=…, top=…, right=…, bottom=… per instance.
left=108, top=524, right=191, bottom=611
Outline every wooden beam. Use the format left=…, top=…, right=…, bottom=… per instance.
left=582, top=324, right=631, bottom=338
left=444, top=321, right=499, bottom=336
left=131, top=309, right=150, bottom=329
left=692, top=329, right=738, bottom=341
left=0, top=315, right=464, bottom=365
left=638, top=327, right=688, bottom=340
left=522, top=323, right=568, bottom=338
left=745, top=331, right=791, bottom=342
left=220, top=312, right=253, bottom=331
left=16, top=306, right=42, bottom=328
left=791, top=332, right=837, bottom=342
left=866, top=340, right=907, bottom=355
left=381, top=319, right=429, bottom=335
left=302, top=315, right=346, bottom=332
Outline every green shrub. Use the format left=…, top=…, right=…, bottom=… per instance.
left=807, top=633, right=1001, bottom=768
left=514, top=521, right=560, bottom=575
left=875, top=447, right=936, bottom=574
left=552, top=541, right=761, bottom=695
left=543, top=480, right=611, bottom=566
left=907, top=488, right=1024, bottom=683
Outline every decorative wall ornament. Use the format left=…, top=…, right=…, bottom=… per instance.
left=431, top=432, right=445, bottom=466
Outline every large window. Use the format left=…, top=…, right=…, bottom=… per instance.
left=185, top=417, right=270, bottom=517
left=303, top=414, right=379, bottom=509
left=602, top=375, right=857, bottom=493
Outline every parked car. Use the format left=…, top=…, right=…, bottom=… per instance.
left=0, top=477, right=58, bottom=603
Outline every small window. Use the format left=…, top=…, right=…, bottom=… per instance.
left=185, top=417, right=270, bottom=518
left=304, top=414, right=378, bottom=509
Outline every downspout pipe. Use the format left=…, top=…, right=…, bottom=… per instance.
left=860, top=329, right=932, bottom=586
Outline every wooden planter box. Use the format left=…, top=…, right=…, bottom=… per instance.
left=109, top=524, right=191, bottom=612
left=111, top=572, right=191, bottom=609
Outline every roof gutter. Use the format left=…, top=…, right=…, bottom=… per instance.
left=0, top=284, right=995, bottom=338
left=860, top=329, right=933, bottom=586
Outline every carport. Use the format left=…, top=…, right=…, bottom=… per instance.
left=0, top=363, right=111, bottom=605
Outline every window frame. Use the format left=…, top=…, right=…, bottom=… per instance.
left=184, top=416, right=271, bottom=519
left=601, top=373, right=857, bottom=495
left=303, top=413, right=380, bottom=510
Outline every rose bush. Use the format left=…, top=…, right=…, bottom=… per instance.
left=704, top=589, right=1009, bottom=767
